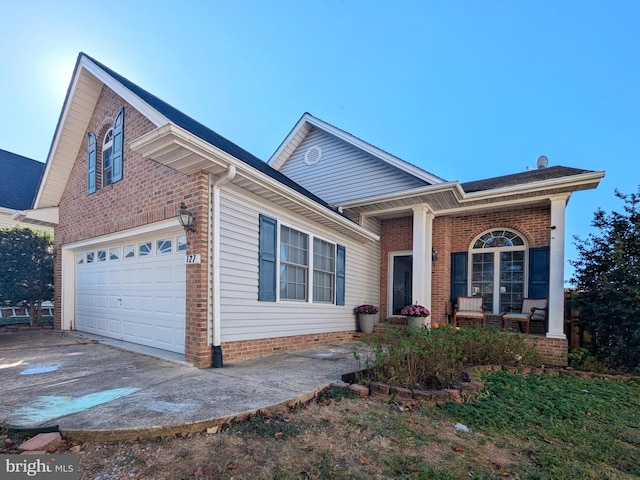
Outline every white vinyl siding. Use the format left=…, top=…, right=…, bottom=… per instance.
left=218, top=185, right=380, bottom=343
left=278, top=127, right=428, bottom=205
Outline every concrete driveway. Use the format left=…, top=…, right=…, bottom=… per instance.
left=0, top=331, right=363, bottom=441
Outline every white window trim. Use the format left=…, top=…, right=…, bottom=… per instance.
left=468, top=228, right=529, bottom=314
left=276, top=219, right=338, bottom=304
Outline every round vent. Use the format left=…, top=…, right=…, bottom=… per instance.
left=304, top=146, right=322, bottom=166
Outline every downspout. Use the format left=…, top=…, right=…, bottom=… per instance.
left=211, top=165, right=236, bottom=367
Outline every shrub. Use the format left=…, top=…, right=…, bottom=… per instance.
left=355, top=325, right=540, bottom=389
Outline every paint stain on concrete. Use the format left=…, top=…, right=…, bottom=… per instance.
left=13, top=387, right=140, bottom=424
left=66, top=352, right=85, bottom=356
left=20, top=365, right=60, bottom=375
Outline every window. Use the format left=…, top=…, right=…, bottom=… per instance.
left=280, top=226, right=309, bottom=301
left=258, top=215, right=346, bottom=305
left=97, top=250, right=107, bottom=262
left=87, top=107, right=124, bottom=193
left=86, top=252, right=95, bottom=263
left=157, top=239, right=172, bottom=254
left=123, top=245, right=135, bottom=258
left=177, top=235, right=187, bottom=252
left=109, top=247, right=120, bottom=261
left=313, top=238, right=335, bottom=303
left=470, top=230, right=526, bottom=314
left=76, top=253, right=84, bottom=265
left=102, top=129, right=113, bottom=187
left=139, top=242, right=152, bottom=257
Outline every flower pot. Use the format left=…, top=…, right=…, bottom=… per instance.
left=358, top=313, right=376, bottom=334
left=407, top=316, right=427, bottom=328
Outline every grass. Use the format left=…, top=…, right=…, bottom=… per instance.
left=53, top=371, right=640, bottom=479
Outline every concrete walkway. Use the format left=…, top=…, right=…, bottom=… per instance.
left=0, top=331, right=364, bottom=441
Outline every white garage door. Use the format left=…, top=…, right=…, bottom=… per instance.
left=75, top=233, right=187, bottom=354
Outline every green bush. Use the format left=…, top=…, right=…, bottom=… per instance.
left=355, top=325, right=540, bottom=389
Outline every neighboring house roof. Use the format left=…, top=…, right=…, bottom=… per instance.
left=461, top=166, right=593, bottom=193
left=268, top=112, right=446, bottom=186
left=0, top=149, right=44, bottom=210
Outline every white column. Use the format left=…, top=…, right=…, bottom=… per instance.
left=547, top=194, right=569, bottom=339
left=412, top=206, right=434, bottom=325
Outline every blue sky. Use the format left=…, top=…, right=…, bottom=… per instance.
left=1, top=1, right=638, bottom=282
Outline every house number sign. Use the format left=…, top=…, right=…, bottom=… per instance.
left=185, top=254, right=201, bottom=264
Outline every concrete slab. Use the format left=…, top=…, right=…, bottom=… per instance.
left=0, top=331, right=364, bottom=441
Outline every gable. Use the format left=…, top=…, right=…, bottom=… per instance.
left=278, top=127, right=430, bottom=205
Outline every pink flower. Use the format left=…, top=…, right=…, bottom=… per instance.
left=354, top=304, right=379, bottom=314
left=400, top=304, right=430, bottom=317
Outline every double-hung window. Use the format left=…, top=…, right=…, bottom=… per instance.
left=279, top=226, right=309, bottom=301
left=258, top=214, right=345, bottom=305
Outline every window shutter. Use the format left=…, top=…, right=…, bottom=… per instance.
left=87, top=132, right=97, bottom=194
left=258, top=214, right=277, bottom=301
left=111, top=107, right=124, bottom=183
left=336, top=245, right=346, bottom=306
left=528, top=246, right=550, bottom=298
left=450, top=252, right=468, bottom=302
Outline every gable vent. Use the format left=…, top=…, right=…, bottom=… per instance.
left=304, top=146, right=322, bottom=166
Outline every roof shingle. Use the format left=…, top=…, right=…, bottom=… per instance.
left=0, top=149, right=44, bottom=210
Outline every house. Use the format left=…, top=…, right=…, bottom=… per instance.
left=0, top=149, right=51, bottom=230
left=23, top=53, right=604, bottom=367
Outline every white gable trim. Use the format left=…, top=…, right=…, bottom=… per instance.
left=268, top=113, right=445, bottom=185
left=34, top=54, right=170, bottom=210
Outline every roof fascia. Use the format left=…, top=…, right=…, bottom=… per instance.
left=269, top=113, right=445, bottom=185
left=10, top=207, right=59, bottom=227
left=132, top=124, right=380, bottom=243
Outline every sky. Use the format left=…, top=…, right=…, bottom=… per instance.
left=0, top=1, right=638, bottom=282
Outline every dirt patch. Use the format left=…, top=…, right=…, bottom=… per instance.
left=2, top=388, right=525, bottom=479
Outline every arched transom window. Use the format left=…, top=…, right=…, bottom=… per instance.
left=470, top=229, right=527, bottom=314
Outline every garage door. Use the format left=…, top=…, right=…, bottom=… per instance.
left=75, top=232, right=187, bottom=354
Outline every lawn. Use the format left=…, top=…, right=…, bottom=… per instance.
left=37, top=370, right=638, bottom=479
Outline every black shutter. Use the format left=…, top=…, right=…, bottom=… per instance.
left=528, top=246, right=550, bottom=298
left=450, top=252, right=468, bottom=302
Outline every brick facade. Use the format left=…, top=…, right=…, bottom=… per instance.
left=54, top=85, right=212, bottom=367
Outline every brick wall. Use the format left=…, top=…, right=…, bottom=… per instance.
left=524, top=336, right=568, bottom=366
left=54, top=85, right=212, bottom=367
left=222, top=331, right=355, bottom=362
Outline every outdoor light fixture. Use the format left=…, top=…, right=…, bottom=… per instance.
left=432, top=248, right=438, bottom=261
left=177, top=202, right=196, bottom=232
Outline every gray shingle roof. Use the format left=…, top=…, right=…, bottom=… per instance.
left=0, top=149, right=44, bottom=210
left=461, top=166, right=593, bottom=193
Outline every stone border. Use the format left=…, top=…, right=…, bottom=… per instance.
left=334, top=364, right=637, bottom=407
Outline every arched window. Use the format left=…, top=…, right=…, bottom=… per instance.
left=102, top=128, right=114, bottom=187
left=470, top=229, right=527, bottom=314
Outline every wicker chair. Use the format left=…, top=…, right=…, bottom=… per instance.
left=453, top=296, right=486, bottom=327
left=501, top=298, right=548, bottom=334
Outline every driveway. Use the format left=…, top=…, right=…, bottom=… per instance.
left=0, top=331, right=363, bottom=441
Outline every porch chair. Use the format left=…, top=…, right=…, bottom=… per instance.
left=501, top=298, right=548, bottom=334
left=453, top=296, right=486, bottom=327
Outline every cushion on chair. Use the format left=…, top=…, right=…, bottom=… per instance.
left=457, top=297, right=483, bottom=312
left=455, top=310, right=485, bottom=319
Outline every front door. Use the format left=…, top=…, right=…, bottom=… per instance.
left=391, top=253, right=413, bottom=315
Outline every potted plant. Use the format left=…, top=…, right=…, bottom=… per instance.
left=401, top=304, right=431, bottom=328
left=354, top=304, right=379, bottom=334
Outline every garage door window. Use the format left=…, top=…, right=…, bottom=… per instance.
left=157, top=239, right=172, bottom=254
left=124, top=245, right=135, bottom=258
left=177, top=236, right=187, bottom=252
left=139, top=242, right=152, bottom=257
left=109, top=247, right=120, bottom=260
left=86, top=252, right=95, bottom=263
left=76, top=254, right=84, bottom=264
left=97, top=250, right=107, bottom=262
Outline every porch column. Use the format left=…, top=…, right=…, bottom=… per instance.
left=547, top=194, right=569, bottom=339
left=412, top=206, right=434, bottom=322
